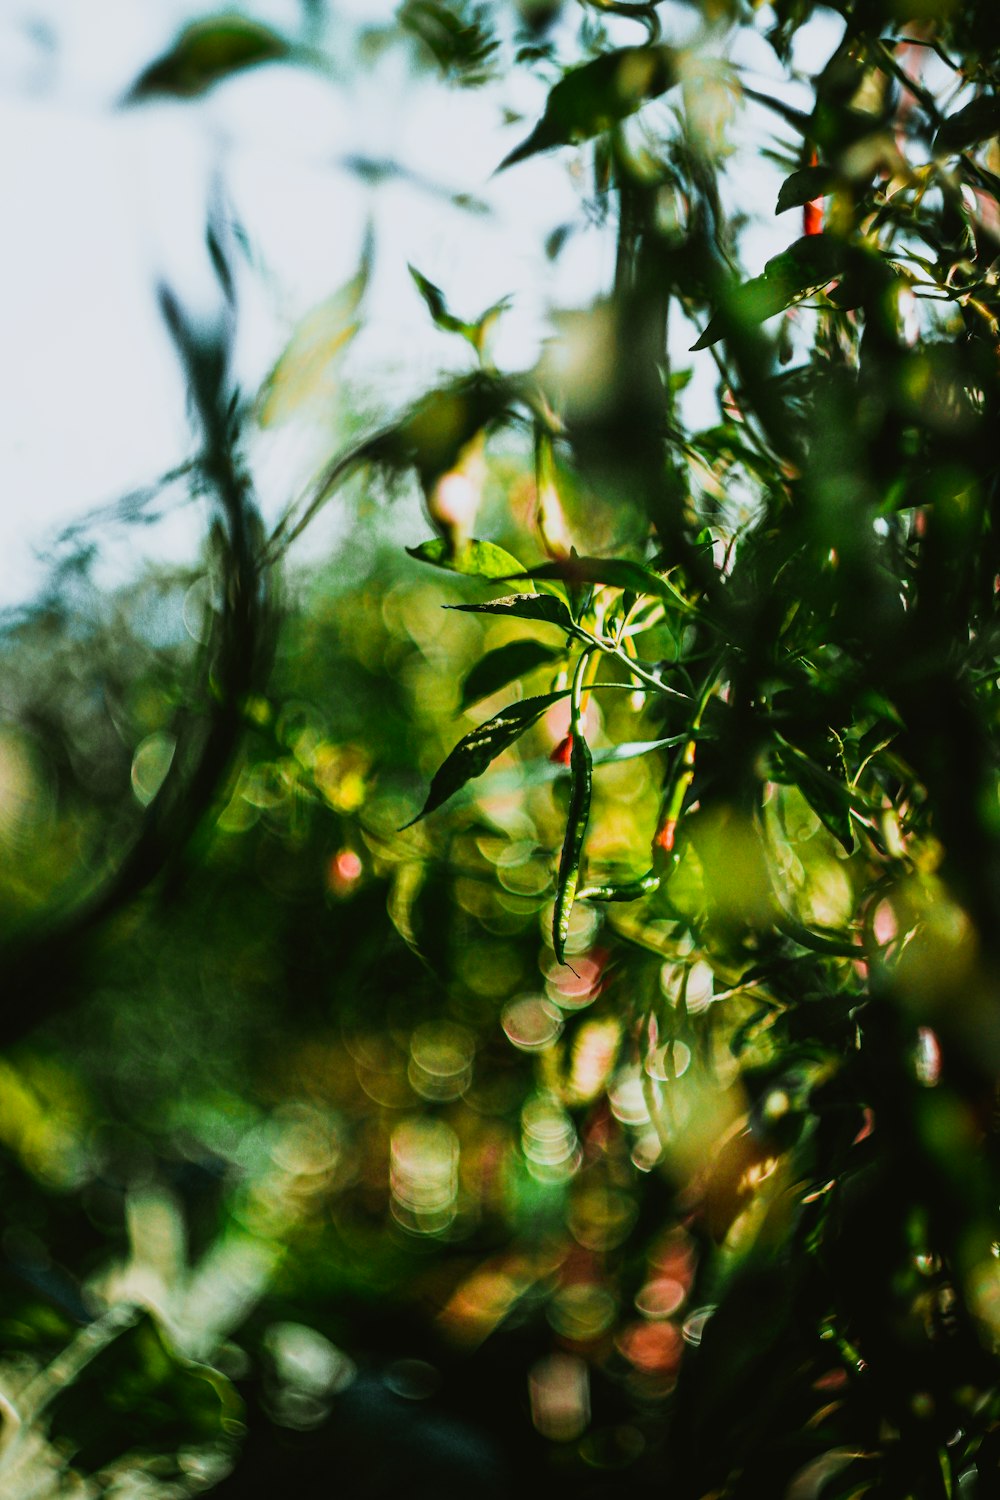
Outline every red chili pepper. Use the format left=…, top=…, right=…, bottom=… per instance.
left=803, top=148, right=823, bottom=236
left=550, top=732, right=574, bottom=766
left=653, top=817, right=677, bottom=854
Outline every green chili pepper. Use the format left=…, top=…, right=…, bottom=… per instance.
left=553, top=652, right=593, bottom=964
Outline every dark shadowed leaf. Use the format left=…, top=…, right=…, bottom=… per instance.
left=446, top=592, right=576, bottom=629
left=443, top=733, right=690, bottom=809
left=692, top=234, right=847, bottom=349
left=370, top=373, right=515, bottom=488
left=459, top=638, right=565, bottom=709
left=124, top=16, right=289, bottom=101
left=499, top=45, right=679, bottom=170
left=404, top=691, right=569, bottom=825
left=776, top=164, right=833, bottom=214
left=934, top=94, right=1000, bottom=155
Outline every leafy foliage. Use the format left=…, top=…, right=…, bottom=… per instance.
left=7, top=1, right=1000, bottom=1498
left=123, top=15, right=290, bottom=101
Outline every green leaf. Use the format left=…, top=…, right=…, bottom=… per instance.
left=403, top=691, right=569, bottom=825
left=267, top=375, right=515, bottom=561
left=446, top=592, right=576, bottom=630
left=124, top=16, right=289, bottom=101
left=775, top=164, right=833, bottom=214
left=553, top=730, right=593, bottom=963
left=408, top=264, right=512, bottom=354
left=399, top=0, right=500, bottom=86
left=499, top=45, right=679, bottom=170
left=506, top=555, right=696, bottom=612
left=692, top=234, right=847, bottom=350
left=591, top=735, right=688, bottom=764
left=46, top=1310, right=242, bottom=1474
left=370, top=373, right=514, bottom=488
left=258, top=244, right=371, bottom=428
left=408, top=537, right=528, bottom=580
left=934, top=94, right=1000, bottom=155
left=459, top=639, right=565, bottom=710
left=442, top=734, right=688, bottom=809
left=771, top=741, right=855, bottom=853
left=408, top=264, right=476, bottom=339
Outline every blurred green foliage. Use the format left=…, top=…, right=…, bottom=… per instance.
left=4, top=1, right=1000, bottom=1497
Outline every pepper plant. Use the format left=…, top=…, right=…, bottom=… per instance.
left=4, top=2, right=1000, bottom=1497
left=291, top=2, right=1000, bottom=1494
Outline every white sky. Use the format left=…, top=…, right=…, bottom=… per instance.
left=0, top=1, right=842, bottom=609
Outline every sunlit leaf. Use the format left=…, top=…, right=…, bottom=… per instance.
left=446, top=592, right=575, bottom=629
left=505, top=555, right=696, bottom=613
left=124, top=16, right=289, bottom=101
left=407, top=537, right=527, bottom=579
left=591, top=735, right=688, bottom=763
left=499, top=45, right=680, bottom=170
left=442, top=733, right=689, bottom=809
left=258, top=246, right=371, bottom=428
left=403, top=691, right=569, bottom=825
left=459, top=639, right=565, bottom=709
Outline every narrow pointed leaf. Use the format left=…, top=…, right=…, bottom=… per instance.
left=504, top=556, right=696, bottom=612
left=400, top=0, right=500, bottom=87
left=592, top=735, right=688, bottom=764
left=446, top=592, right=575, bottom=629
left=404, top=691, right=569, bottom=826
left=408, top=264, right=475, bottom=339
left=459, top=639, right=564, bottom=710
left=577, top=869, right=660, bottom=902
left=499, top=45, right=679, bottom=170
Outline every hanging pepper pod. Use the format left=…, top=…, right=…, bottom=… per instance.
left=652, top=732, right=697, bottom=871
left=553, top=652, right=594, bottom=964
